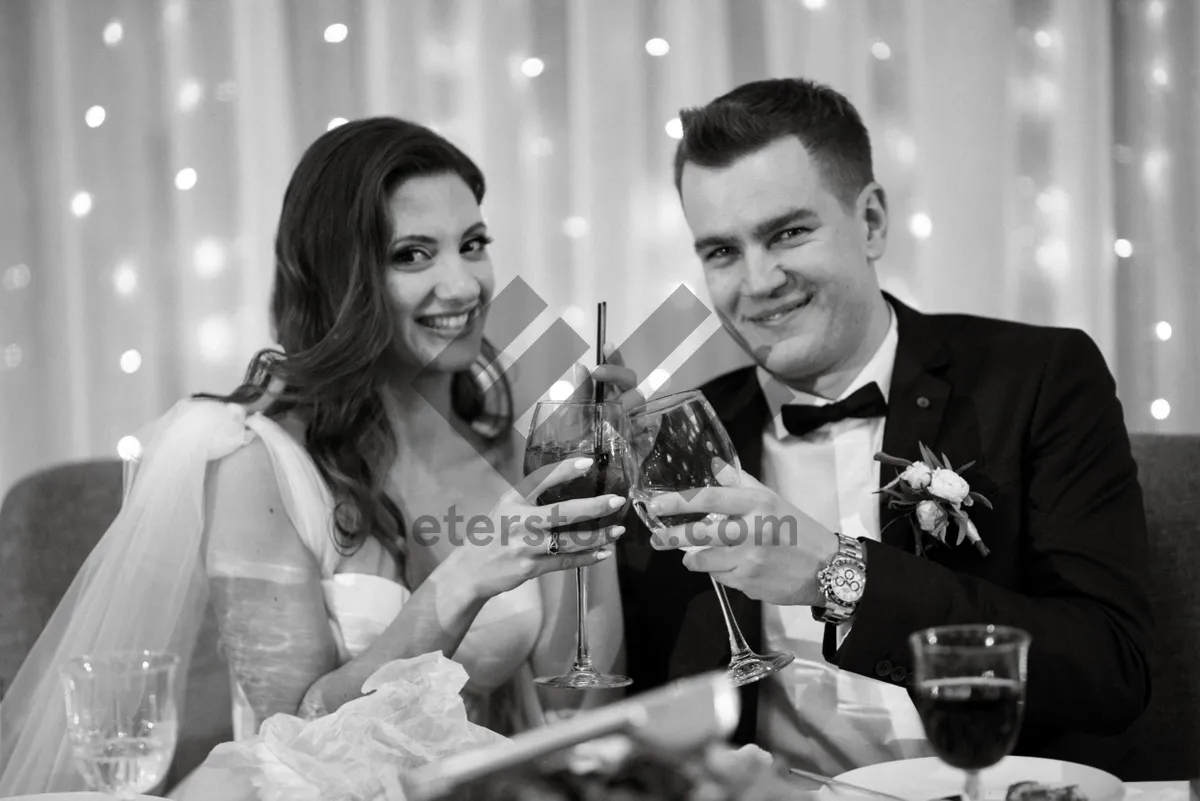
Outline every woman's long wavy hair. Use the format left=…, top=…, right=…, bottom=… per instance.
left=199, top=117, right=511, bottom=564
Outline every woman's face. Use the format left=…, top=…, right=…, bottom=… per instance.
left=384, top=172, right=494, bottom=373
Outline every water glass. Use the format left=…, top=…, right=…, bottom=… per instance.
left=59, top=650, right=180, bottom=799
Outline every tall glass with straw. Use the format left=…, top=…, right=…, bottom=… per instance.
left=522, top=302, right=636, bottom=689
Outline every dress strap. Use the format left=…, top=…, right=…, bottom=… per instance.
left=241, top=413, right=341, bottom=580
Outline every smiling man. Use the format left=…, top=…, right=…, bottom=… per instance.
left=616, top=77, right=1153, bottom=779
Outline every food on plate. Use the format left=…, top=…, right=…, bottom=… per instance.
left=1005, top=780, right=1089, bottom=801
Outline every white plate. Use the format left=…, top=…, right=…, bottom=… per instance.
left=3, top=794, right=162, bottom=800
left=831, top=756, right=1124, bottom=801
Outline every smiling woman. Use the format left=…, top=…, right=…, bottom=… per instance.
left=384, top=174, right=494, bottom=374
left=0, top=117, right=633, bottom=796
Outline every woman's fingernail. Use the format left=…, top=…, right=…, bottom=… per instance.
left=596, top=548, right=612, bottom=560
left=608, top=496, right=624, bottom=509
left=611, top=526, right=626, bottom=538
left=574, top=457, right=594, bottom=470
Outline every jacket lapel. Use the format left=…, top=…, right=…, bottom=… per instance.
left=878, top=296, right=952, bottom=551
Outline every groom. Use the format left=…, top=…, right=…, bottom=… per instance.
left=616, top=78, right=1152, bottom=777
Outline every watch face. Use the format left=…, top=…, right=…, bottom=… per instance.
left=830, top=564, right=865, bottom=603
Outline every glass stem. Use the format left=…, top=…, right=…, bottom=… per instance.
left=573, top=566, right=593, bottom=671
left=710, top=577, right=753, bottom=661
left=964, top=770, right=983, bottom=801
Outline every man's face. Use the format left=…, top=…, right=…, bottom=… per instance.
left=679, top=136, right=888, bottom=387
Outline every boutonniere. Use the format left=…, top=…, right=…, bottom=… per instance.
left=874, top=443, right=992, bottom=558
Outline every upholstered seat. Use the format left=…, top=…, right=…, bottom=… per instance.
left=0, top=459, right=232, bottom=790
left=1117, top=434, right=1200, bottom=780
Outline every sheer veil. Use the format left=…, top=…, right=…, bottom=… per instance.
left=0, top=400, right=255, bottom=794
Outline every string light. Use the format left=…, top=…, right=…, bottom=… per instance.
left=1147, top=0, right=1165, bottom=22
left=521, top=57, right=545, bottom=77
left=1155, top=321, right=1172, bottom=341
left=113, top=262, right=138, bottom=295
left=119, top=350, right=142, bottom=374
left=802, top=0, right=826, bottom=9
left=324, top=24, right=348, bottom=43
left=1033, top=29, right=1053, bottom=48
left=197, top=316, right=234, bottom=362
left=85, top=106, right=106, bottom=128
left=548, top=380, right=574, bottom=401
left=175, top=168, right=197, bottom=191
left=117, top=436, right=142, bottom=461
left=4, top=344, right=22, bottom=369
left=3, top=264, right=30, bottom=291
left=1035, top=239, right=1070, bottom=277
left=103, top=20, right=124, bottom=47
left=177, top=81, right=203, bottom=112
left=1150, top=62, right=1168, bottom=86
left=1150, top=399, right=1171, bottom=421
left=71, top=192, right=93, bottom=217
left=193, top=239, right=227, bottom=278
left=563, top=305, right=585, bottom=331
left=871, top=41, right=891, bottom=60
left=664, top=118, right=683, bottom=139
left=562, top=217, right=590, bottom=238
left=327, top=117, right=348, bottom=130
left=908, top=213, right=932, bottom=240
left=1113, top=238, right=1133, bottom=258
left=645, top=38, right=670, bottom=56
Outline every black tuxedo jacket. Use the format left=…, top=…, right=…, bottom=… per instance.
left=617, top=295, right=1154, bottom=777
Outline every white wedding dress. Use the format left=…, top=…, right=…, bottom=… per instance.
left=0, top=399, right=547, bottom=796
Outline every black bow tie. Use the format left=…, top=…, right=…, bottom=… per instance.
left=780, top=382, right=888, bottom=438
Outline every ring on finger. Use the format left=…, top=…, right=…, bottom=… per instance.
left=546, top=532, right=559, bottom=556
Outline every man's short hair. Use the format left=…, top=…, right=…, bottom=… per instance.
left=673, top=77, right=875, bottom=210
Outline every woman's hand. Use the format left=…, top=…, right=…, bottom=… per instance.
left=449, top=455, right=625, bottom=599
left=568, top=341, right=644, bottom=415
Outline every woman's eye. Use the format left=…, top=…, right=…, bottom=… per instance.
left=392, top=248, right=431, bottom=265
left=463, top=235, right=494, bottom=255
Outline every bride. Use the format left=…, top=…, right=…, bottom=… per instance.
left=0, top=116, right=641, bottom=794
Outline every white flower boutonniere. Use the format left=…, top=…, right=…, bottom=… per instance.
left=874, top=442, right=992, bottom=558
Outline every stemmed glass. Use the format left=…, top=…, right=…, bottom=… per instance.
left=524, top=398, right=637, bottom=689
left=59, top=650, right=180, bottom=799
left=628, top=390, right=795, bottom=687
left=909, top=624, right=1032, bottom=801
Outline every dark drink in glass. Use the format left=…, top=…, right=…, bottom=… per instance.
left=910, top=625, right=1032, bottom=801
left=914, top=677, right=1024, bottom=771
left=524, top=399, right=635, bottom=689
left=523, top=443, right=629, bottom=536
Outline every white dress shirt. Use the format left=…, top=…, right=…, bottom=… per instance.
left=754, top=306, right=935, bottom=775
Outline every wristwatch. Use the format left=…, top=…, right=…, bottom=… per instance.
left=812, top=533, right=867, bottom=625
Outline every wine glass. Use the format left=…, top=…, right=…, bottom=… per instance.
left=524, top=398, right=637, bottom=689
left=59, top=650, right=180, bottom=799
left=909, top=624, right=1032, bottom=801
left=628, top=390, right=795, bottom=687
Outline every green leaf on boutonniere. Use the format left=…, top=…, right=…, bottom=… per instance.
left=956, top=460, right=976, bottom=474
left=969, top=491, right=993, bottom=510
left=880, top=487, right=909, bottom=502
left=875, top=453, right=912, bottom=468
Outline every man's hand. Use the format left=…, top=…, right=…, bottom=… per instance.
left=647, top=459, right=840, bottom=606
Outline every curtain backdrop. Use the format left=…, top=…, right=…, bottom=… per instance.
left=0, top=0, right=1195, bottom=500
